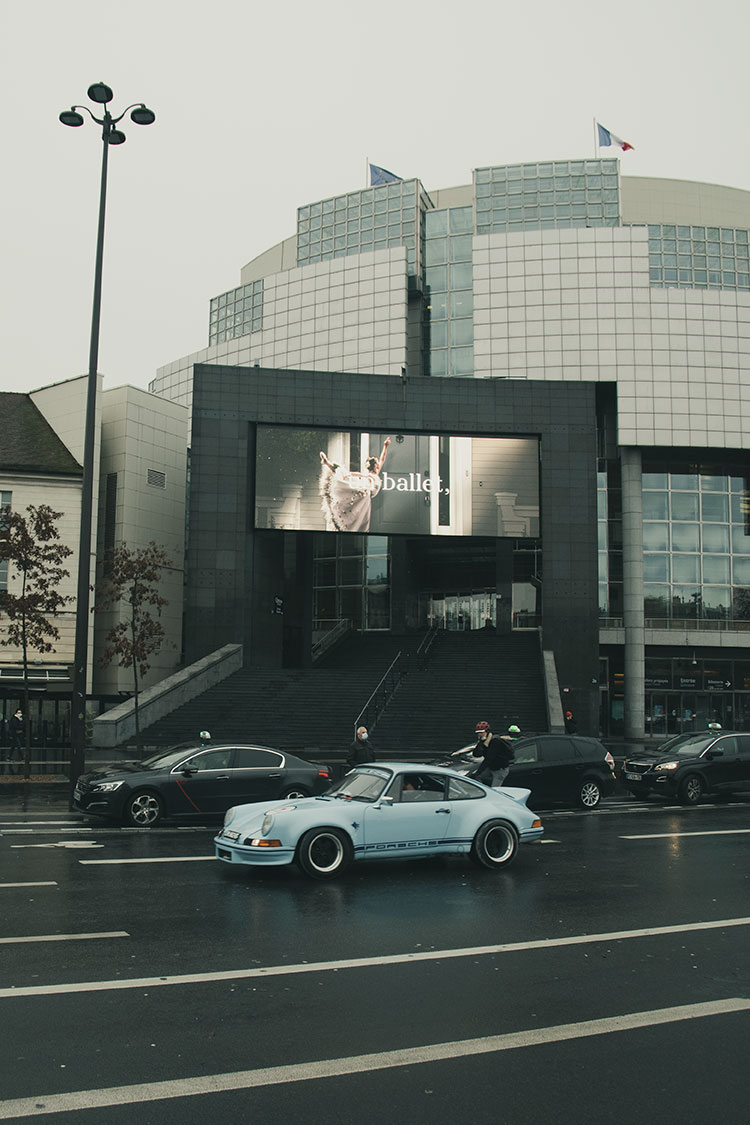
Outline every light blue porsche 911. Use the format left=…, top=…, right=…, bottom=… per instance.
left=214, top=763, right=543, bottom=879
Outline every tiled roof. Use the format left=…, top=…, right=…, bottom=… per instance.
left=0, top=393, right=82, bottom=476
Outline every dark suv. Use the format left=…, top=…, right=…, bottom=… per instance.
left=623, top=731, right=750, bottom=805
left=445, top=734, right=616, bottom=808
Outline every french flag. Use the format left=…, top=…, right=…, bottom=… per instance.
left=597, top=122, right=634, bottom=152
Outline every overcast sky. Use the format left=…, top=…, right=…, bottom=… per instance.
left=2, top=0, right=748, bottom=397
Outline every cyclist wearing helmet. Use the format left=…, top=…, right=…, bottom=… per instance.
left=468, top=720, right=514, bottom=787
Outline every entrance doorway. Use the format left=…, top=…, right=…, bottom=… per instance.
left=428, top=592, right=496, bottom=631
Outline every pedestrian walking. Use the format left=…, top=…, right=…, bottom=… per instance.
left=5, top=708, right=24, bottom=774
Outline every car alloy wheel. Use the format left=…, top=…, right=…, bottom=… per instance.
left=297, top=827, right=352, bottom=879
left=281, top=787, right=310, bottom=800
left=470, top=820, right=518, bottom=869
left=578, top=779, right=602, bottom=809
left=124, top=790, right=164, bottom=827
left=678, top=774, right=704, bottom=805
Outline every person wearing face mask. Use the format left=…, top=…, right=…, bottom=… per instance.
left=347, top=725, right=377, bottom=767
left=468, top=720, right=514, bottom=787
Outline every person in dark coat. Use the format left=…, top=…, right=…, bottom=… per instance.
left=468, top=720, right=514, bottom=787
left=5, top=708, right=24, bottom=773
left=347, top=725, right=377, bottom=767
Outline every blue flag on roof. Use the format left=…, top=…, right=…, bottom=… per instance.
left=369, top=163, right=403, bottom=186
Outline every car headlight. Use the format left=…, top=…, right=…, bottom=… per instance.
left=655, top=761, right=679, bottom=771
left=90, top=781, right=123, bottom=792
left=261, top=812, right=274, bottom=836
left=223, top=806, right=237, bottom=828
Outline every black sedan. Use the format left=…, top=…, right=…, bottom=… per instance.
left=623, top=730, right=750, bottom=804
left=73, top=742, right=332, bottom=826
left=438, top=734, right=617, bottom=808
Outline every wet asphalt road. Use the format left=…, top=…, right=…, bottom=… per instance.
left=0, top=792, right=749, bottom=1123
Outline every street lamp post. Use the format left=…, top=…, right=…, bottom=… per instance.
left=60, top=83, right=155, bottom=792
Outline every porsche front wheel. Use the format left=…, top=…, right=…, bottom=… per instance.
left=470, top=820, right=519, bottom=869
left=296, top=827, right=352, bottom=879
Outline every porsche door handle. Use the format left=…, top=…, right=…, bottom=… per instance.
left=435, top=807, right=451, bottom=814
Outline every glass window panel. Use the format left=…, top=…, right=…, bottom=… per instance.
left=339, top=558, right=363, bottom=586
left=450, top=291, right=473, bottom=317
left=430, top=321, right=449, bottom=347
left=671, top=472, right=698, bottom=490
left=673, top=555, right=700, bottom=583
left=450, top=235, right=473, bottom=261
left=449, top=346, right=474, bottom=375
left=672, top=587, right=702, bottom=617
left=671, top=493, right=699, bottom=521
left=644, top=585, right=670, bottom=615
left=672, top=523, right=700, bottom=552
left=702, top=524, right=729, bottom=552
left=643, top=492, right=668, bottom=519
left=703, top=556, right=730, bottom=584
left=643, top=471, right=668, bottom=488
left=733, top=558, right=750, bottom=583
left=430, top=349, right=449, bottom=376
left=702, top=587, right=730, bottom=616
left=643, top=522, right=669, bottom=550
left=450, top=262, right=473, bottom=289
left=450, top=319, right=474, bottom=346
left=644, top=554, right=669, bottom=581
left=424, top=239, right=447, bottom=265
left=733, top=525, right=750, bottom=554
left=702, top=493, right=728, bottom=522
left=449, top=207, right=474, bottom=233
left=430, top=293, right=448, bottom=319
left=425, top=266, right=448, bottom=290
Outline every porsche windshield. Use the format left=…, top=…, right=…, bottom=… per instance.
left=326, top=768, right=390, bottom=802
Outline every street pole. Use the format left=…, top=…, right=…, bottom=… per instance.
left=60, top=84, right=155, bottom=794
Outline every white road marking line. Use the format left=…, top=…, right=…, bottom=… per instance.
left=0, top=821, right=82, bottom=827
left=79, top=855, right=216, bottom=865
left=0, top=931, right=128, bottom=946
left=1, top=915, right=748, bottom=1000
left=0, top=882, right=57, bottom=889
left=621, top=828, right=750, bottom=840
left=0, top=996, right=748, bottom=1119
left=2, top=828, right=92, bottom=835
left=12, top=842, right=104, bottom=850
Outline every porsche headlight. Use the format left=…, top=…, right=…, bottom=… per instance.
left=223, top=806, right=237, bottom=828
left=261, top=812, right=274, bottom=836
left=655, top=761, right=679, bottom=771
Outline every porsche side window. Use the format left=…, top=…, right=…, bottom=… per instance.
left=447, top=776, right=485, bottom=800
left=400, top=774, right=446, bottom=802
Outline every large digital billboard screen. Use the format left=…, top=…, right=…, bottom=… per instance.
left=255, top=426, right=539, bottom=538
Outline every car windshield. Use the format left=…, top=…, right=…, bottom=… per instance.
left=659, top=735, right=714, bottom=757
left=325, top=767, right=390, bottom=803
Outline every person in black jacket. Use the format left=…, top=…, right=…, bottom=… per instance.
left=468, top=720, right=514, bottom=787
left=5, top=708, right=24, bottom=774
left=347, top=725, right=377, bottom=767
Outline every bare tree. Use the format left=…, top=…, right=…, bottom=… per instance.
left=0, top=504, right=73, bottom=778
left=95, top=542, right=174, bottom=755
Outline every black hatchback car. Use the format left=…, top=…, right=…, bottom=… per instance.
left=446, top=734, right=617, bottom=808
left=73, top=742, right=332, bottom=826
left=623, top=731, right=750, bottom=804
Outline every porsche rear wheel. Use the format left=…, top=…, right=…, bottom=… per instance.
left=470, top=820, right=518, bottom=869
left=296, top=827, right=352, bottom=879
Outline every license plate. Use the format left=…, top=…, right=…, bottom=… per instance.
left=625, top=772, right=642, bottom=782
left=223, top=829, right=240, bottom=841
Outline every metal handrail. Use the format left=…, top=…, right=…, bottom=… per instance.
left=353, top=651, right=404, bottom=737
left=311, top=618, right=352, bottom=662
